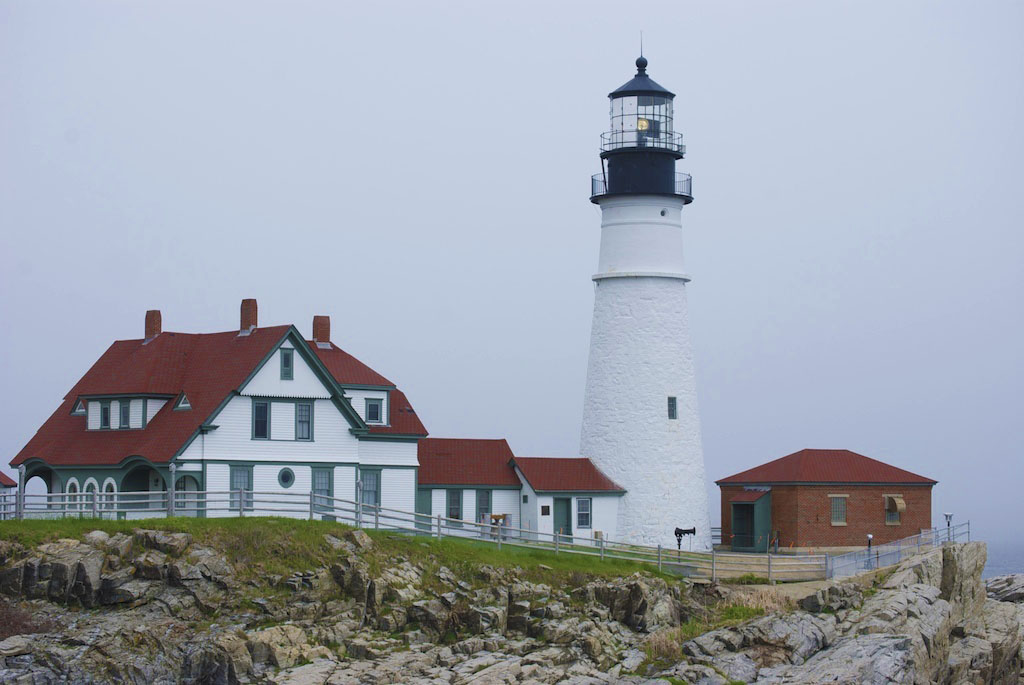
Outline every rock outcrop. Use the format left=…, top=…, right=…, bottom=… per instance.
left=0, top=528, right=1018, bottom=685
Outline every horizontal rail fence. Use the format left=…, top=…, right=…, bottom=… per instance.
left=827, top=522, right=971, bottom=579
left=6, top=489, right=831, bottom=582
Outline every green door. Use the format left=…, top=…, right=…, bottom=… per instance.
left=553, top=498, right=572, bottom=542
left=415, top=489, right=432, bottom=532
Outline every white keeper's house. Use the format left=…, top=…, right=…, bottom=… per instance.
left=11, top=300, right=623, bottom=539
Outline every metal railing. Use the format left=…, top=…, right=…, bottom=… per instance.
left=590, top=172, right=692, bottom=199
left=827, top=522, right=971, bottom=578
left=0, top=489, right=828, bottom=583
left=600, top=130, right=685, bottom=154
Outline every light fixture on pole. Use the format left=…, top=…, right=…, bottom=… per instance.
left=867, top=533, right=874, bottom=569
left=944, top=512, right=953, bottom=542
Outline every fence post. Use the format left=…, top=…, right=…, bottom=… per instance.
left=657, top=544, right=662, bottom=572
left=824, top=552, right=830, bottom=580
left=768, top=553, right=773, bottom=585
left=92, top=492, right=98, bottom=519
left=308, top=491, right=315, bottom=521
left=600, top=537, right=605, bottom=561
left=555, top=532, right=559, bottom=555
left=16, top=465, right=25, bottom=521
left=168, top=464, right=176, bottom=518
left=967, top=521, right=970, bottom=542
left=497, top=526, right=502, bottom=551
left=238, top=488, right=245, bottom=517
left=436, top=514, right=442, bottom=539
left=374, top=506, right=379, bottom=530
left=712, top=549, right=717, bottom=582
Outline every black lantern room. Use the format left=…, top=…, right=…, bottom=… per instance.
left=591, top=57, right=692, bottom=204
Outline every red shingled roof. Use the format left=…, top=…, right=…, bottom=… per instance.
left=512, top=457, right=624, bottom=493
left=729, top=490, right=768, bottom=503
left=716, top=449, right=937, bottom=485
left=13, top=326, right=426, bottom=467
left=417, top=438, right=520, bottom=486
left=0, top=472, right=15, bottom=488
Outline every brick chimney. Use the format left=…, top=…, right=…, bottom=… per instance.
left=240, top=298, right=258, bottom=332
left=312, top=315, right=331, bottom=344
left=144, top=310, right=162, bottom=341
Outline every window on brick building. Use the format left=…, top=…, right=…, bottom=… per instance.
left=829, top=495, right=847, bottom=525
left=885, top=494, right=905, bottom=525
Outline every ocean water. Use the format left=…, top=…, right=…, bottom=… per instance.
left=983, top=541, right=1024, bottom=579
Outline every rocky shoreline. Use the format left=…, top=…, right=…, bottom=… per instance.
left=0, top=526, right=1019, bottom=684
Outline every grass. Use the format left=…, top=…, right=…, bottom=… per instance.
left=0, top=516, right=682, bottom=587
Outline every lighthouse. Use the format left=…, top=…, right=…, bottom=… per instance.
left=580, top=56, right=712, bottom=550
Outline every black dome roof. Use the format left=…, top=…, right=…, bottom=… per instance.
left=609, top=56, right=675, bottom=99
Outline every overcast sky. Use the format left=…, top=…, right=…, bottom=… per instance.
left=1, top=1, right=1021, bottom=545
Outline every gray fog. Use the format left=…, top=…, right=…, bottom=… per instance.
left=2, top=1, right=1021, bottom=545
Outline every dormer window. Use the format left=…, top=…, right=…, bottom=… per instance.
left=174, top=393, right=191, bottom=411
left=100, top=401, right=111, bottom=429
left=119, top=401, right=130, bottom=429
left=280, top=349, right=294, bottom=380
left=365, top=398, right=383, bottom=424
left=71, top=400, right=86, bottom=415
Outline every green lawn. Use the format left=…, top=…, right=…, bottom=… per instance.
left=0, top=517, right=681, bottom=584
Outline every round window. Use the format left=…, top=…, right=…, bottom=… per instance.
left=278, top=468, right=295, bottom=488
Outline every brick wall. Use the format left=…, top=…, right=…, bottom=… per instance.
left=720, top=483, right=933, bottom=549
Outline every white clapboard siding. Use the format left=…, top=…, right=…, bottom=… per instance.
left=357, top=439, right=417, bottom=467
left=344, top=389, right=389, bottom=425
left=241, top=347, right=331, bottom=399
left=87, top=402, right=100, bottom=430
left=380, top=468, right=416, bottom=514
left=147, top=399, right=167, bottom=423
left=589, top=495, right=619, bottom=542
left=270, top=402, right=296, bottom=441
left=335, top=466, right=356, bottom=502
left=177, top=397, right=358, bottom=463
left=492, top=489, right=521, bottom=531
left=431, top=489, right=446, bottom=521
left=130, top=399, right=144, bottom=428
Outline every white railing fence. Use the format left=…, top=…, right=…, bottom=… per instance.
left=4, top=490, right=966, bottom=582
left=826, top=521, right=971, bottom=578
left=1, top=488, right=829, bottom=582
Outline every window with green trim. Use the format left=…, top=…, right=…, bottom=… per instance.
left=577, top=497, right=592, bottom=529
left=230, top=466, right=253, bottom=511
left=476, top=489, right=491, bottom=525
left=446, top=489, right=462, bottom=525
left=312, top=467, right=333, bottom=512
left=365, top=398, right=383, bottom=423
left=253, top=400, right=270, bottom=439
left=119, top=401, right=130, bottom=429
left=296, top=402, right=313, bottom=441
left=280, top=349, right=294, bottom=380
left=667, top=396, right=677, bottom=420
left=100, top=401, right=111, bottom=429
left=360, top=469, right=381, bottom=508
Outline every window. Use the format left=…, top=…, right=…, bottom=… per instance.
left=446, top=489, right=462, bottom=524
left=522, top=494, right=529, bottom=504
left=295, top=402, right=313, bottom=441
left=280, top=349, right=294, bottom=380
left=476, top=489, right=491, bottom=524
left=359, top=470, right=380, bottom=509
left=230, top=466, right=253, bottom=510
left=72, top=399, right=85, bottom=415
left=576, top=498, right=592, bottom=528
left=313, top=468, right=333, bottom=512
left=829, top=495, right=848, bottom=526
left=885, top=495, right=904, bottom=525
left=365, top=398, right=383, bottom=424
left=667, top=396, right=677, bottom=420
left=174, top=394, right=191, bottom=411
left=119, top=401, right=131, bottom=429
left=278, top=468, right=295, bottom=488
left=100, top=401, right=110, bottom=429
left=541, top=505, right=550, bottom=516
left=253, top=400, right=270, bottom=439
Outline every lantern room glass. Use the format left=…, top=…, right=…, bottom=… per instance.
left=605, top=95, right=675, bottom=151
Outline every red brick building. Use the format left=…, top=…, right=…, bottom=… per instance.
left=716, top=449, right=936, bottom=551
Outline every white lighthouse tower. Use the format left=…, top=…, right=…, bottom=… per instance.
left=580, top=56, right=712, bottom=550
